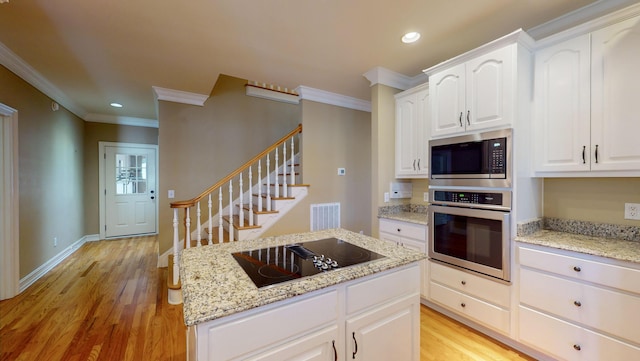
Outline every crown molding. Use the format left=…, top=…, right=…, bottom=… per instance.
left=152, top=86, right=209, bottom=106
left=363, top=66, right=427, bottom=91
left=0, top=103, right=17, bottom=116
left=0, top=42, right=86, bottom=118
left=528, top=0, right=640, bottom=41
left=84, top=113, right=159, bottom=128
left=245, top=84, right=299, bottom=104
left=295, top=86, right=371, bottom=113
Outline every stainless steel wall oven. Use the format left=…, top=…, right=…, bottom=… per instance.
left=428, top=189, right=512, bottom=282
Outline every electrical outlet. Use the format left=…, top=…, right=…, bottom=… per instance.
left=384, top=192, right=390, bottom=203
left=337, top=168, right=346, bottom=176
left=168, top=189, right=175, bottom=199
left=54, top=237, right=58, bottom=247
left=625, top=203, right=640, bottom=220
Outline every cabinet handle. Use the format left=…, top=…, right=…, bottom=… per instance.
left=582, top=146, right=586, bottom=164
left=573, top=344, right=581, bottom=351
left=417, top=159, right=420, bottom=170
left=413, top=159, right=416, bottom=171
left=594, top=144, right=599, bottom=163
left=573, top=266, right=581, bottom=272
left=574, top=300, right=582, bottom=307
left=459, top=112, right=463, bottom=127
left=461, top=280, right=466, bottom=285
left=460, top=302, right=466, bottom=308
left=466, top=110, right=470, bottom=126
left=352, top=332, right=358, bottom=359
left=333, top=340, right=337, bottom=361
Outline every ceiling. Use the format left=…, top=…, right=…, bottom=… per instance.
left=0, top=0, right=635, bottom=122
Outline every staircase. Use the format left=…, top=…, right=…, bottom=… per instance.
left=167, top=125, right=307, bottom=304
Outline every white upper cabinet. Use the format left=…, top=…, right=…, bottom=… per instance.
left=591, top=16, right=640, bottom=172
left=429, top=45, right=515, bottom=138
left=395, top=84, right=429, bottom=178
left=533, top=14, right=640, bottom=176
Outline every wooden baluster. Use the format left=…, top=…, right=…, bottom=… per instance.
left=196, top=202, right=202, bottom=247
left=282, top=142, right=288, bottom=197
left=239, top=172, right=244, bottom=228
left=207, top=193, right=213, bottom=245
left=248, top=166, right=254, bottom=226
left=266, top=154, right=271, bottom=212
left=274, top=148, right=279, bottom=198
left=185, top=207, right=191, bottom=249
left=218, top=188, right=223, bottom=243
left=290, top=136, right=295, bottom=186
left=228, top=179, right=233, bottom=241
left=172, top=208, right=180, bottom=285
left=257, top=160, right=263, bottom=213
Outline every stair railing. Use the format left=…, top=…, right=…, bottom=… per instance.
left=169, top=124, right=302, bottom=286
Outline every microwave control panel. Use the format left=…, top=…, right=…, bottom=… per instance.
left=432, top=190, right=511, bottom=210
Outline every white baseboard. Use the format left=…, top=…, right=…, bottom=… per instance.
left=19, top=234, right=97, bottom=293
left=158, top=247, right=172, bottom=268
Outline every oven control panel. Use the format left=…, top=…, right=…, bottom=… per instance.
left=431, top=190, right=511, bottom=210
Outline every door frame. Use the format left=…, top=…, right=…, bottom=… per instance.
left=99, top=142, right=159, bottom=239
left=1, top=103, right=19, bottom=300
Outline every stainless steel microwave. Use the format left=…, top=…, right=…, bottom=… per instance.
left=429, top=128, right=512, bottom=188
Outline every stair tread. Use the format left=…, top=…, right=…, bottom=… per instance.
left=236, top=204, right=279, bottom=214
left=223, top=215, right=263, bottom=230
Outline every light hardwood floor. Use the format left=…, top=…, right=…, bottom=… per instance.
left=0, top=236, right=535, bottom=361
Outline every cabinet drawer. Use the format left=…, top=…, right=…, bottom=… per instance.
left=430, top=281, right=510, bottom=334
left=520, top=268, right=640, bottom=344
left=430, top=261, right=510, bottom=308
left=519, top=306, right=640, bottom=361
left=518, top=246, right=640, bottom=295
left=379, top=219, right=426, bottom=241
left=346, top=264, right=420, bottom=315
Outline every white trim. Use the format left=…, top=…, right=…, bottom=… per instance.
left=528, top=0, right=640, bottom=41
left=158, top=247, right=171, bottom=268
left=245, top=85, right=300, bottom=104
left=98, top=142, right=159, bottom=240
left=0, top=42, right=86, bottom=119
left=362, top=66, right=427, bottom=91
left=84, top=113, right=159, bottom=128
left=19, top=234, right=91, bottom=293
left=0, top=103, right=19, bottom=300
left=152, top=86, right=209, bottom=106
left=295, top=86, right=371, bottom=112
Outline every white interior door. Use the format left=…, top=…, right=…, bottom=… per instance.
left=103, top=144, right=157, bottom=238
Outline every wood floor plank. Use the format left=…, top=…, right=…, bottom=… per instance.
left=1, top=235, right=535, bottom=361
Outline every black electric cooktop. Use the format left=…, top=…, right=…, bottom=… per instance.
left=232, top=237, right=386, bottom=288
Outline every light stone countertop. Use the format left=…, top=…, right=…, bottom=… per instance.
left=179, top=228, right=427, bottom=326
left=516, top=230, right=640, bottom=264
left=378, top=212, right=428, bottom=226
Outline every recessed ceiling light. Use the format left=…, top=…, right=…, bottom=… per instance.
left=402, top=32, right=421, bottom=44
left=110, top=102, right=123, bottom=108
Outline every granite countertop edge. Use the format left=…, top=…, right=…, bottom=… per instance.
left=515, top=230, right=640, bottom=265
left=179, top=228, right=427, bottom=326
left=378, top=212, right=428, bottom=226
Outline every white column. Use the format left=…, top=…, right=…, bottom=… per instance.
left=290, top=136, right=295, bottom=186
left=196, top=202, right=202, bottom=247
left=282, top=142, right=288, bottom=197
left=172, top=209, right=180, bottom=285
left=266, top=154, right=271, bottom=211
left=185, top=207, right=191, bottom=249
left=239, top=172, right=244, bottom=228
left=257, top=159, right=263, bottom=212
left=207, top=194, right=213, bottom=245
left=228, top=179, right=233, bottom=241
left=274, top=148, right=279, bottom=198
left=218, top=188, right=223, bottom=243
left=248, top=166, right=254, bottom=226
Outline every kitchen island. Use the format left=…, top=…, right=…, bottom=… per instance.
left=180, top=228, right=426, bottom=361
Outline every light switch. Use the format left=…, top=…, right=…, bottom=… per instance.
left=168, top=190, right=175, bottom=199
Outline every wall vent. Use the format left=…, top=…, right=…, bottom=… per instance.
left=310, top=202, right=341, bottom=231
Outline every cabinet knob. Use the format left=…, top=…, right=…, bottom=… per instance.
left=573, top=344, right=581, bottom=351
left=397, top=228, right=401, bottom=232
left=573, top=266, right=581, bottom=272
left=574, top=300, right=582, bottom=307
left=460, top=302, right=466, bottom=308
left=461, top=280, right=466, bottom=285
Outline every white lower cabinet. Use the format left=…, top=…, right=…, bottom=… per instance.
left=428, top=260, right=511, bottom=334
left=378, top=218, right=428, bottom=299
left=517, top=244, right=640, bottom=360
left=188, top=264, right=421, bottom=361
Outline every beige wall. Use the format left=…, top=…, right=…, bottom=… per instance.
left=544, top=178, right=640, bottom=226
left=157, top=75, right=301, bottom=254
left=265, top=99, right=372, bottom=236
left=1, top=65, right=85, bottom=277
left=83, top=122, right=158, bottom=234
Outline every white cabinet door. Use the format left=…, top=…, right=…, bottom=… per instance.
left=591, top=15, right=640, bottom=171
left=346, top=295, right=419, bottom=361
left=395, top=85, right=429, bottom=178
left=466, top=46, right=514, bottom=132
left=430, top=63, right=466, bottom=137
left=247, top=326, right=339, bottom=361
left=533, top=34, right=591, bottom=172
